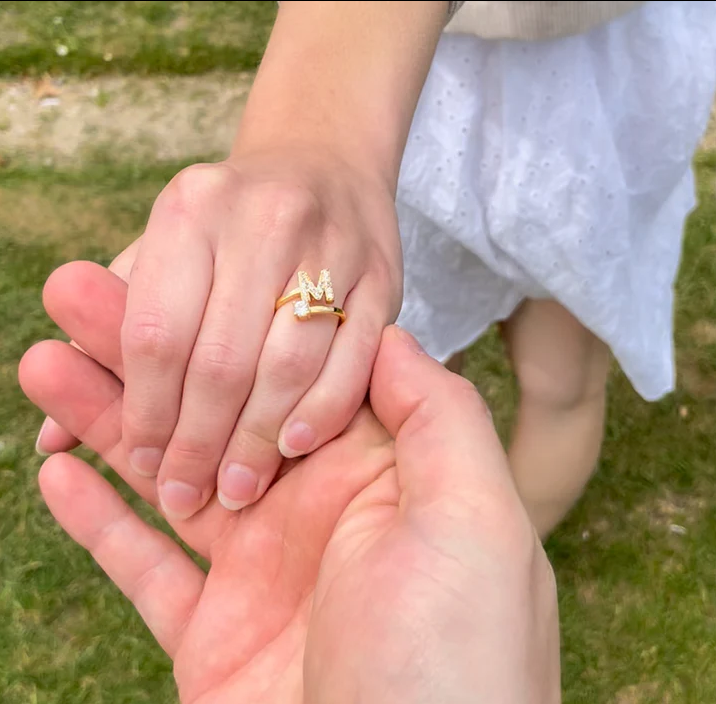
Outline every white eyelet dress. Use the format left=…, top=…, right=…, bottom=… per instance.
left=395, top=0, right=716, bottom=401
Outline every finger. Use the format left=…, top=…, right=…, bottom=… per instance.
left=35, top=416, right=79, bottom=455
left=26, top=261, right=238, bottom=553
left=39, top=453, right=204, bottom=657
left=174, top=403, right=393, bottom=696
left=19, top=340, right=233, bottom=558
left=215, top=269, right=346, bottom=511
left=278, top=278, right=385, bottom=458
left=44, top=261, right=127, bottom=378
left=370, top=326, right=522, bottom=520
left=108, top=236, right=142, bottom=282
left=20, top=339, right=157, bottom=500
left=35, top=260, right=131, bottom=455
left=153, top=250, right=284, bottom=521
left=36, top=240, right=140, bottom=456
left=121, top=210, right=213, bottom=479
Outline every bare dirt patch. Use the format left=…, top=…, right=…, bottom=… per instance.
left=0, top=72, right=253, bottom=165
left=633, top=489, right=708, bottom=532
left=1, top=73, right=715, bottom=168
left=691, top=320, right=716, bottom=346
left=679, top=363, right=716, bottom=400
left=613, top=682, right=665, bottom=704
left=578, top=581, right=599, bottom=605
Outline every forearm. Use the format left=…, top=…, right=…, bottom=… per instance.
left=232, top=1, right=448, bottom=194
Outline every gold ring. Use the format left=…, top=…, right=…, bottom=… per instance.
left=275, top=269, right=346, bottom=325
left=275, top=287, right=302, bottom=309
left=296, top=304, right=346, bottom=323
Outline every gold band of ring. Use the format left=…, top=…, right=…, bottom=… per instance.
left=275, top=298, right=346, bottom=325
left=302, top=305, right=346, bottom=324
left=274, top=288, right=302, bottom=311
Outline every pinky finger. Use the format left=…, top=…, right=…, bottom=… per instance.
left=277, top=281, right=387, bottom=459
left=34, top=343, right=87, bottom=456
left=39, top=453, right=205, bottom=657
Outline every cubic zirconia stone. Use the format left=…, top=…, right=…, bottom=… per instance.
left=294, top=300, right=310, bottom=319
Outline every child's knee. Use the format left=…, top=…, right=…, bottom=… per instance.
left=514, top=352, right=608, bottom=411
left=504, top=301, right=610, bottom=411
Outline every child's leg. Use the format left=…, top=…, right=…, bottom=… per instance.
left=445, top=351, right=466, bottom=374
left=501, top=300, right=610, bottom=539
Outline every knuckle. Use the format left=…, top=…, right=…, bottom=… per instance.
left=167, top=436, right=218, bottom=468
left=370, top=253, right=399, bottom=290
left=263, top=346, right=317, bottom=388
left=191, top=340, right=247, bottom=386
left=123, top=414, right=172, bottom=446
left=445, top=374, right=492, bottom=420
left=160, top=162, right=235, bottom=218
left=349, top=324, right=381, bottom=364
left=245, top=181, right=323, bottom=242
left=231, top=426, right=279, bottom=467
left=122, top=312, right=177, bottom=365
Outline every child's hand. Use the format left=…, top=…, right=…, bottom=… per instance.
left=120, top=149, right=402, bottom=519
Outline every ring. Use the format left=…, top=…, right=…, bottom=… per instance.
left=295, top=304, right=347, bottom=323
left=275, top=269, right=346, bottom=325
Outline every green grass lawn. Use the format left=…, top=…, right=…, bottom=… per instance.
left=2, top=2, right=716, bottom=703
left=0, top=1, right=276, bottom=76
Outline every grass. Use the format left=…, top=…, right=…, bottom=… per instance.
left=0, top=163, right=178, bottom=703
left=2, top=152, right=716, bottom=704
left=0, top=1, right=276, bottom=76
left=2, top=2, right=716, bottom=702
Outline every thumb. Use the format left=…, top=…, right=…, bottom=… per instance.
left=370, top=326, right=520, bottom=519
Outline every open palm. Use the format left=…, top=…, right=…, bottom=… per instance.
left=20, top=263, right=559, bottom=704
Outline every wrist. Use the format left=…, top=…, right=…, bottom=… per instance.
left=230, top=132, right=394, bottom=202
left=231, top=1, right=447, bottom=195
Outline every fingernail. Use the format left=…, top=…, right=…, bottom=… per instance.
left=395, top=325, right=425, bottom=355
left=278, top=421, right=316, bottom=458
left=35, top=418, right=51, bottom=457
left=218, top=463, right=258, bottom=511
left=129, top=447, right=163, bottom=477
left=159, top=480, right=202, bottom=521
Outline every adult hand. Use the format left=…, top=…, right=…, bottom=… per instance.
left=20, top=263, right=560, bottom=703
left=34, top=238, right=140, bottom=455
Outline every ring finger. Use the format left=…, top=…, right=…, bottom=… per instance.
left=216, top=265, right=351, bottom=510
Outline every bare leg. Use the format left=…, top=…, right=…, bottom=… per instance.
left=445, top=351, right=465, bottom=375
left=501, top=300, right=610, bottom=539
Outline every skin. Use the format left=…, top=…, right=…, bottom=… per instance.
left=38, top=2, right=451, bottom=521
left=94, top=1, right=448, bottom=522
left=20, top=262, right=561, bottom=704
